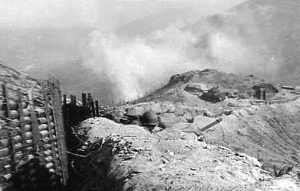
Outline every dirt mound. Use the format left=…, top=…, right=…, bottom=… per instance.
left=84, top=69, right=300, bottom=190
left=200, top=96, right=300, bottom=172
left=136, top=69, right=264, bottom=103
left=72, top=118, right=300, bottom=191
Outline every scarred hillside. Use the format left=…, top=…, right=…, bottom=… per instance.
left=136, top=69, right=265, bottom=104
left=73, top=118, right=299, bottom=191
left=73, top=69, right=300, bottom=190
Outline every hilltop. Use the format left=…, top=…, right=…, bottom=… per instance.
left=73, top=69, right=300, bottom=190
left=123, top=69, right=300, bottom=172
left=135, top=69, right=265, bottom=103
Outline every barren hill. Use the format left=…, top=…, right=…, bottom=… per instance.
left=136, top=69, right=265, bottom=103
left=126, top=69, right=300, bottom=173
left=73, top=69, right=300, bottom=190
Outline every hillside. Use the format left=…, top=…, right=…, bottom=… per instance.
left=125, top=69, right=300, bottom=172
left=73, top=69, right=300, bottom=190
left=136, top=69, right=265, bottom=103
left=202, top=97, right=300, bottom=171
left=73, top=117, right=299, bottom=191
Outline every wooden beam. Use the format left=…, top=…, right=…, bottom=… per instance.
left=95, top=100, right=99, bottom=117
left=17, top=89, right=27, bottom=152
left=1, top=83, right=15, bottom=171
left=41, top=85, right=60, bottom=173
left=50, top=80, right=68, bottom=185
left=28, top=89, right=41, bottom=153
left=63, top=94, right=67, bottom=105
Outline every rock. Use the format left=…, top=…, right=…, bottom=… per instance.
left=223, top=110, right=233, bottom=116
left=74, top=116, right=300, bottom=191
left=126, top=106, right=144, bottom=116
left=193, top=115, right=217, bottom=128
left=228, top=102, right=237, bottom=107
left=184, top=83, right=211, bottom=94
left=159, top=113, right=184, bottom=128
left=203, top=110, right=215, bottom=117
left=161, top=103, right=176, bottom=113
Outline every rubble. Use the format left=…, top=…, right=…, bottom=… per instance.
left=73, top=117, right=285, bottom=191
left=71, top=117, right=300, bottom=191
left=70, top=69, right=300, bottom=190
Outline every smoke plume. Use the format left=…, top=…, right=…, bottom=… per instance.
left=82, top=0, right=297, bottom=103
left=82, top=24, right=199, bottom=101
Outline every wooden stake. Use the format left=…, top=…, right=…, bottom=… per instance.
left=63, top=94, right=67, bottom=105
left=17, top=89, right=27, bottom=151
left=1, top=83, right=15, bottom=171
left=95, top=100, right=99, bottom=117
left=50, top=79, right=68, bottom=185
left=41, top=85, right=60, bottom=172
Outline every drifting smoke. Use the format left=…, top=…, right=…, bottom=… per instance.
left=82, top=2, right=287, bottom=102
left=82, top=23, right=199, bottom=101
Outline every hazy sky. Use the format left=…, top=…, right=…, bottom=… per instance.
left=0, top=0, right=245, bottom=30
left=0, top=0, right=255, bottom=103
left=0, top=0, right=298, bottom=103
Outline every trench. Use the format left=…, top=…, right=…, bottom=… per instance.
left=62, top=97, right=126, bottom=191
left=61, top=90, right=300, bottom=190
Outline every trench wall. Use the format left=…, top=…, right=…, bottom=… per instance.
left=0, top=64, right=68, bottom=191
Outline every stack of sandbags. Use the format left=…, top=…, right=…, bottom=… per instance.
left=0, top=63, right=67, bottom=190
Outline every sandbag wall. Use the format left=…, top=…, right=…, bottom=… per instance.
left=0, top=64, right=68, bottom=190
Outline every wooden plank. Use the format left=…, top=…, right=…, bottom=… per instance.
left=63, top=94, right=67, bottom=105
left=95, top=100, right=99, bottom=117
left=87, top=93, right=92, bottom=118
left=70, top=95, right=73, bottom=106
left=82, top=93, right=87, bottom=107
left=50, top=80, right=68, bottom=185
left=72, top=95, right=76, bottom=106
left=41, top=85, right=60, bottom=172
left=1, top=83, right=15, bottom=171
left=28, top=88, right=41, bottom=152
left=82, top=93, right=87, bottom=119
left=91, top=100, right=95, bottom=118
left=17, top=89, right=27, bottom=151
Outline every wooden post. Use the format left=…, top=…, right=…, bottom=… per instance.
left=72, top=95, right=76, bottom=106
left=95, top=100, right=99, bottom=117
left=81, top=93, right=86, bottom=107
left=63, top=94, right=67, bottom=105
left=17, top=89, right=27, bottom=153
left=70, top=95, right=73, bottom=105
left=1, top=83, right=15, bottom=171
left=50, top=80, right=68, bottom=185
left=87, top=93, right=92, bottom=118
left=82, top=93, right=87, bottom=119
left=91, top=100, right=95, bottom=118
left=41, top=85, right=60, bottom=173
left=28, top=88, right=41, bottom=153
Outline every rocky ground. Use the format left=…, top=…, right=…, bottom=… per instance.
left=72, top=118, right=299, bottom=191
left=71, top=69, right=300, bottom=190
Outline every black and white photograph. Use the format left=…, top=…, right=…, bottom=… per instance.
left=0, top=0, right=300, bottom=190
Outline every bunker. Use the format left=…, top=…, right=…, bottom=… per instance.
left=252, top=83, right=279, bottom=101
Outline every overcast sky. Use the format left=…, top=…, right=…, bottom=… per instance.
left=0, top=0, right=249, bottom=102
left=0, top=0, right=245, bottom=30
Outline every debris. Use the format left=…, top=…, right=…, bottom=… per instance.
left=281, top=86, right=295, bottom=90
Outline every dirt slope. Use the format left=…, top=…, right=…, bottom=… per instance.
left=73, top=118, right=300, bottom=191
left=73, top=69, right=300, bottom=190
left=201, top=95, right=300, bottom=171
left=136, top=69, right=264, bottom=104
left=125, top=70, right=300, bottom=171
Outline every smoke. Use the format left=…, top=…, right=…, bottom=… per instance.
left=82, top=23, right=199, bottom=101
left=81, top=2, right=287, bottom=103
left=192, top=5, right=281, bottom=76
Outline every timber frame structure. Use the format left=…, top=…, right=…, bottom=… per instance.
left=0, top=63, right=68, bottom=190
